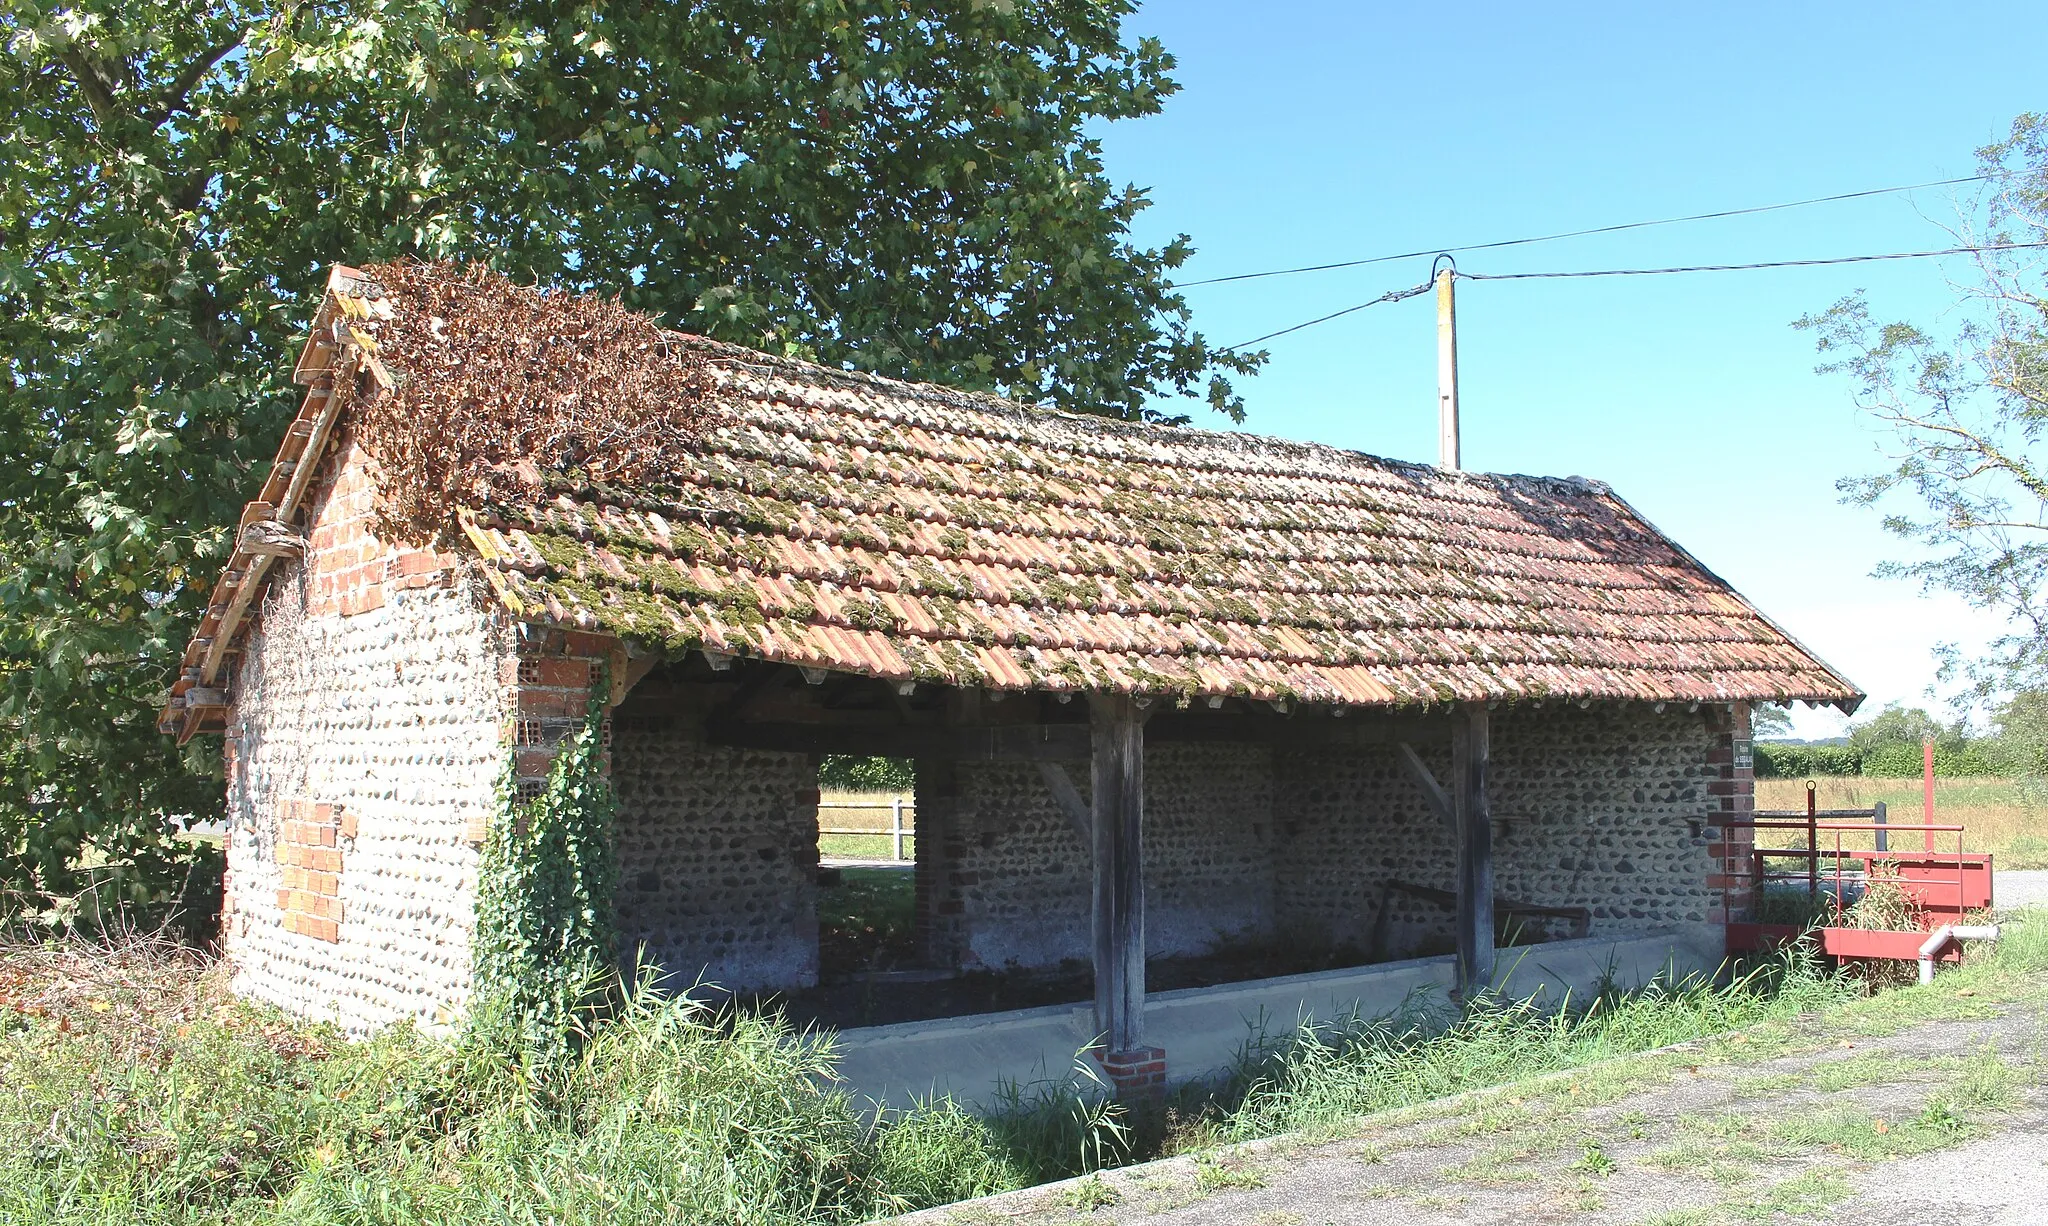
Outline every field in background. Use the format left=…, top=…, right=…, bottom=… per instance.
left=1753, top=776, right=2048, bottom=868
left=818, top=788, right=916, bottom=861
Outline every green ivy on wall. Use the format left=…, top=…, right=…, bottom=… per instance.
left=471, top=693, right=617, bottom=1068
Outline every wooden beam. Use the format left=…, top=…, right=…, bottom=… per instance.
left=1036, top=761, right=1092, bottom=840
left=705, top=720, right=1091, bottom=761
left=1395, top=741, right=1455, bottom=832
left=1452, top=702, right=1495, bottom=998
left=1089, top=693, right=1146, bottom=1053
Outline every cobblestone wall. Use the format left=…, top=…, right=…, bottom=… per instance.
left=922, top=707, right=1722, bottom=972
left=224, top=570, right=509, bottom=1033
left=609, top=708, right=820, bottom=993
left=932, top=743, right=1278, bottom=971
left=1275, top=706, right=1722, bottom=958
left=222, top=440, right=510, bottom=1034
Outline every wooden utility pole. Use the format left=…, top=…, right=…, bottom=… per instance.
left=1436, top=264, right=1461, bottom=471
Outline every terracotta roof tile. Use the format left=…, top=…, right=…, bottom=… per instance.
left=170, top=270, right=1863, bottom=721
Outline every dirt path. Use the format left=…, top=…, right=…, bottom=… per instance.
left=896, top=982, right=2047, bottom=1226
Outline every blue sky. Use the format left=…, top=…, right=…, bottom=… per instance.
left=1095, top=1, right=2048, bottom=737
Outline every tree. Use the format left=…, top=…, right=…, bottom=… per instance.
left=1798, top=113, right=2048, bottom=702
left=1750, top=702, right=1793, bottom=738
left=1846, top=703, right=1952, bottom=753
left=0, top=0, right=1257, bottom=925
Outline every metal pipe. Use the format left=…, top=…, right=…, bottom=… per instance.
left=1918, top=924, right=1999, bottom=985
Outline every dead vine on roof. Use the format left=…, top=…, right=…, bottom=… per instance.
left=347, top=260, right=722, bottom=541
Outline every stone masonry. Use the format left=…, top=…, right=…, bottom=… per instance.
left=915, top=706, right=1730, bottom=976
left=607, top=690, right=822, bottom=995
left=224, top=441, right=510, bottom=1034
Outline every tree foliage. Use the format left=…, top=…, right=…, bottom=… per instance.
left=1799, top=113, right=2048, bottom=699
left=0, top=0, right=1252, bottom=923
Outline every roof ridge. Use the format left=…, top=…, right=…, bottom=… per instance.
left=674, top=333, right=1613, bottom=500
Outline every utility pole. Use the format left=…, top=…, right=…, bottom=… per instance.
left=1435, top=260, right=1460, bottom=471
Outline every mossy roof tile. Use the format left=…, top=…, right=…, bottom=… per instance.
left=178, top=269, right=1864, bottom=716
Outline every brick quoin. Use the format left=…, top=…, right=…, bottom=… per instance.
left=1705, top=701, right=1758, bottom=925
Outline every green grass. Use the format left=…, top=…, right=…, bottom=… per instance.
left=0, top=941, right=1030, bottom=1226
left=816, top=832, right=917, bottom=861
left=1191, top=947, right=1853, bottom=1148
left=7, top=911, right=2047, bottom=1224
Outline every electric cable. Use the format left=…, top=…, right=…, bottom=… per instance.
left=1221, top=240, right=2048, bottom=353
left=1223, top=277, right=1437, bottom=351
left=1182, top=174, right=1988, bottom=288
left=1451, top=242, right=2048, bottom=281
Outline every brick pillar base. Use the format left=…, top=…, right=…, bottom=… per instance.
left=1098, top=1046, right=1167, bottom=1101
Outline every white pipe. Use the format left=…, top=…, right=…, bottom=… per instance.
left=1918, top=924, right=2000, bottom=985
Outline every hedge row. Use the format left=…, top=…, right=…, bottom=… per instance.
left=1754, top=742, right=1997, bottom=779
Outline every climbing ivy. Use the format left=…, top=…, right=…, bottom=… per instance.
left=471, top=693, right=617, bottom=1068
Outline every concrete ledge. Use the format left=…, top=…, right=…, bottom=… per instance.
left=829, top=926, right=1723, bottom=1112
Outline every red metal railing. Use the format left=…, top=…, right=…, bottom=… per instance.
left=1717, top=779, right=1994, bottom=962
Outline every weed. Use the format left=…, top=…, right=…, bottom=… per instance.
left=1931, top=1044, right=2023, bottom=1113
left=1447, top=1141, right=1541, bottom=1185
left=1566, top=1175, right=1606, bottom=1211
left=1213, top=942, right=1849, bottom=1144
left=1724, top=1168, right=1852, bottom=1221
left=1768, top=1102, right=1973, bottom=1159
left=1570, top=1139, right=1617, bottom=1177
left=1191, top=1151, right=1267, bottom=1191
left=1058, top=1174, right=1119, bottom=1212
left=1803, top=1051, right=1913, bottom=1091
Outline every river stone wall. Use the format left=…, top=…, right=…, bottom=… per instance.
left=1275, top=706, right=1721, bottom=958
left=222, top=570, right=509, bottom=1034
left=609, top=712, right=821, bottom=994
left=930, top=743, right=1278, bottom=971
left=924, top=706, right=1720, bottom=972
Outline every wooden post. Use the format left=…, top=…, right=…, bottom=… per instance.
left=1922, top=739, right=1936, bottom=852
left=891, top=796, right=906, bottom=862
left=1452, top=702, right=1493, bottom=997
left=1090, top=693, right=1146, bottom=1054
left=1436, top=264, right=1461, bottom=471
left=1806, top=780, right=1819, bottom=901
left=1873, top=799, right=1888, bottom=854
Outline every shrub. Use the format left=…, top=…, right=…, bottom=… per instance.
left=1753, top=743, right=1862, bottom=777
left=819, top=756, right=915, bottom=792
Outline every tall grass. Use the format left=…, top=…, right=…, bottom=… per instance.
left=0, top=948, right=1024, bottom=1226
left=10, top=917, right=2044, bottom=1224
left=1195, top=949, right=1850, bottom=1145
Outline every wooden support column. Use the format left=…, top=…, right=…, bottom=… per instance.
left=1089, top=693, right=1149, bottom=1067
left=1452, top=702, right=1495, bottom=999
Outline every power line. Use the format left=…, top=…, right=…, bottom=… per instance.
left=1183, top=174, right=1989, bottom=288
left=1453, top=242, right=2048, bottom=281
left=1221, top=241, right=2048, bottom=353
left=1224, top=277, right=1436, bottom=352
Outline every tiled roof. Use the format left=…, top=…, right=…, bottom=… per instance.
left=179, top=268, right=1865, bottom=719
